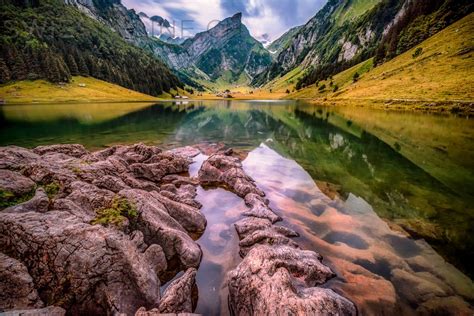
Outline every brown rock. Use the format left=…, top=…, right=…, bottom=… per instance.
left=228, top=245, right=356, bottom=316
left=159, top=268, right=197, bottom=314
left=1, top=306, right=66, bottom=316
left=3, top=188, right=49, bottom=214
left=33, top=144, right=88, bottom=158
left=0, top=211, right=161, bottom=315
left=0, top=253, right=44, bottom=311
left=0, top=170, right=36, bottom=195
left=0, top=144, right=206, bottom=314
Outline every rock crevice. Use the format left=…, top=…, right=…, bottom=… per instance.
left=198, top=150, right=357, bottom=315
left=0, top=144, right=204, bottom=315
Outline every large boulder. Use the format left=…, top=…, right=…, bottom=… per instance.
left=0, top=144, right=206, bottom=315
left=228, top=245, right=356, bottom=315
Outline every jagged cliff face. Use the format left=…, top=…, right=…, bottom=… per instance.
left=64, top=0, right=147, bottom=42
left=63, top=1, right=271, bottom=85
left=149, top=13, right=272, bottom=83
left=267, top=26, right=303, bottom=56
left=142, top=13, right=273, bottom=83
left=253, top=0, right=406, bottom=85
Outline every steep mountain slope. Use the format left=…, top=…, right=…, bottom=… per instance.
left=287, top=13, right=474, bottom=106
left=253, top=0, right=473, bottom=88
left=147, top=13, right=272, bottom=86
left=267, top=26, right=302, bottom=56
left=0, top=0, right=181, bottom=96
left=64, top=0, right=148, bottom=42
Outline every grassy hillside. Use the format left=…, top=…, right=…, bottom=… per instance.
left=0, top=0, right=181, bottom=96
left=333, top=0, right=381, bottom=25
left=0, top=76, right=165, bottom=103
left=287, top=13, right=474, bottom=111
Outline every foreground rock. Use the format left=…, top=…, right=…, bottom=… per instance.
left=198, top=151, right=357, bottom=315
left=0, top=144, right=204, bottom=315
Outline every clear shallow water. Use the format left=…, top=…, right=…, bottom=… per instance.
left=1, top=101, right=473, bottom=314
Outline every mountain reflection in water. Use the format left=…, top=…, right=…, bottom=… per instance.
left=1, top=100, right=473, bottom=314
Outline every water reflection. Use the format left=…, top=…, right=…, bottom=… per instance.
left=1, top=100, right=473, bottom=312
left=243, top=144, right=474, bottom=314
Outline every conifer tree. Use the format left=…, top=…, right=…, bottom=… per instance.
left=0, top=58, right=11, bottom=84
left=75, top=53, right=89, bottom=76
left=66, top=54, right=79, bottom=76
left=11, top=49, right=28, bottom=80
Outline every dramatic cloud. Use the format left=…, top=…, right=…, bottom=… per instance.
left=123, top=0, right=326, bottom=41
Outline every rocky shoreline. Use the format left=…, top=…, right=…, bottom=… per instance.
left=0, top=143, right=355, bottom=315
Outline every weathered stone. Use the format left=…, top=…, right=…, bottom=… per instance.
left=0, top=211, right=161, bottom=315
left=243, top=193, right=281, bottom=223
left=159, top=268, right=197, bottom=314
left=234, top=217, right=272, bottom=237
left=239, top=228, right=300, bottom=257
left=1, top=306, right=66, bottom=316
left=33, top=144, right=88, bottom=158
left=144, top=244, right=168, bottom=275
left=167, top=146, right=201, bottom=159
left=198, top=153, right=264, bottom=198
left=0, top=146, right=40, bottom=170
left=0, top=170, right=36, bottom=195
left=0, top=144, right=205, bottom=314
left=66, top=181, right=115, bottom=214
left=228, top=245, right=356, bottom=316
left=92, top=175, right=129, bottom=193
left=0, top=253, right=44, bottom=311
left=135, top=307, right=200, bottom=316
left=119, top=189, right=203, bottom=268
left=3, top=188, right=49, bottom=214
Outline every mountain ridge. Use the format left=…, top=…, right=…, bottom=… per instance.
left=147, top=12, right=272, bottom=86
left=0, top=0, right=181, bottom=96
left=252, top=0, right=473, bottom=89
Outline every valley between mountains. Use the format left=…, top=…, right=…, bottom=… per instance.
left=0, top=1, right=473, bottom=316
left=0, top=0, right=472, bottom=114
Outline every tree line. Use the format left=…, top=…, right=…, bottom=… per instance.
left=293, top=0, right=472, bottom=91
left=0, top=0, right=182, bottom=96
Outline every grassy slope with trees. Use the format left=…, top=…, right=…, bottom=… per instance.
left=0, top=0, right=182, bottom=97
left=283, top=13, right=474, bottom=112
left=0, top=76, right=171, bottom=103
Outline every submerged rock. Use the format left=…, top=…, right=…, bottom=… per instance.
left=0, top=144, right=205, bottom=315
left=198, top=151, right=357, bottom=315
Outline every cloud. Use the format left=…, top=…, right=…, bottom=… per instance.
left=123, top=0, right=326, bottom=40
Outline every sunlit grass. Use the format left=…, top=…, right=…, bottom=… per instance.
left=0, top=76, right=161, bottom=104
left=288, top=13, right=474, bottom=105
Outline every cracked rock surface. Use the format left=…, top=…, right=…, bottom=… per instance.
left=0, top=144, right=203, bottom=315
left=198, top=150, right=357, bottom=315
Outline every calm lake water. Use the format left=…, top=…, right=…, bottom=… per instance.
left=1, top=100, right=473, bottom=314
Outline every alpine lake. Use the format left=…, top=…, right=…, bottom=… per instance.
left=1, top=100, right=473, bottom=315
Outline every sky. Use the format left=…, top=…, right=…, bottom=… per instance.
left=122, top=0, right=327, bottom=42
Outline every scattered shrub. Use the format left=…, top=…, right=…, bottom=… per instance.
left=0, top=189, right=35, bottom=209
left=353, top=72, right=360, bottom=82
left=92, top=197, right=138, bottom=228
left=412, top=47, right=423, bottom=58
